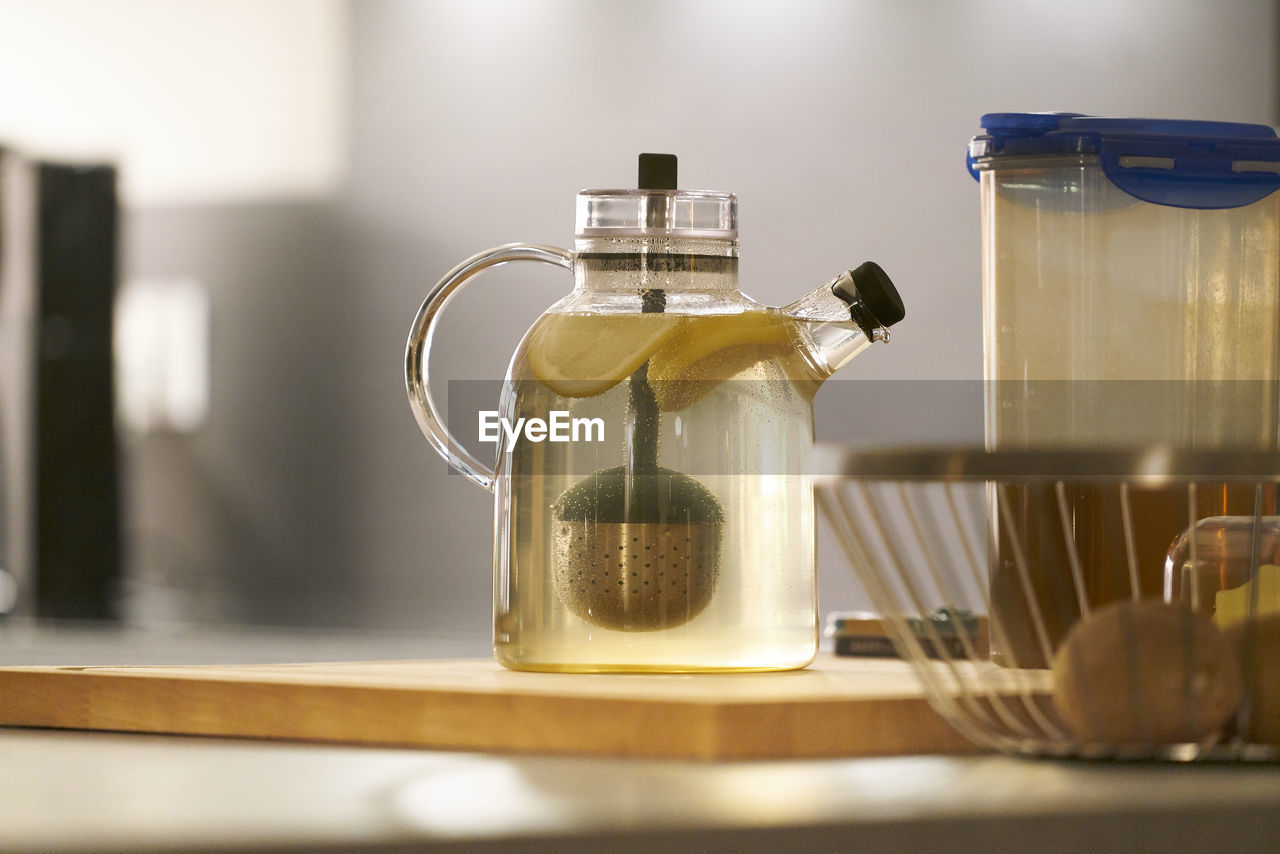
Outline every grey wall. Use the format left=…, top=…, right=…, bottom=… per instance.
left=123, top=203, right=366, bottom=624
left=125, top=0, right=1280, bottom=633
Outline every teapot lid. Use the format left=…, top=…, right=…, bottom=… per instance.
left=575, top=154, right=737, bottom=240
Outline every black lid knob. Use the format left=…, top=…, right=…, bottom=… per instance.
left=638, top=153, right=678, bottom=190
left=834, top=261, right=905, bottom=328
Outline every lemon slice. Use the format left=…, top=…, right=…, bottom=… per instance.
left=526, top=312, right=677, bottom=398
left=647, top=311, right=797, bottom=411
left=1215, top=565, right=1280, bottom=628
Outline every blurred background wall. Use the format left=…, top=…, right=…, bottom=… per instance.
left=1, top=0, right=1277, bottom=636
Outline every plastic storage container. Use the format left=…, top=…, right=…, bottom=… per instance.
left=968, top=113, right=1280, bottom=665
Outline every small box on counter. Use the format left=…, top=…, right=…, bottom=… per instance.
left=826, top=610, right=989, bottom=660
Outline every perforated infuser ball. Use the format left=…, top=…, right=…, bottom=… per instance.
left=551, top=466, right=723, bottom=632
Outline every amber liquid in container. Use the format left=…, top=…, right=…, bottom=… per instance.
left=980, top=163, right=1280, bottom=667
left=991, top=482, right=1277, bottom=667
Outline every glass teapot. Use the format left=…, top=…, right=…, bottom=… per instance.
left=406, top=154, right=904, bottom=672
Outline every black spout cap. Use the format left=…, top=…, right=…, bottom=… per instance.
left=638, top=153, right=678, bottom=190
left=834, top=261, right=905, bottom=328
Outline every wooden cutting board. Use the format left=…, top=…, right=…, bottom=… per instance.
left=0, top=653, right=979, bottom=760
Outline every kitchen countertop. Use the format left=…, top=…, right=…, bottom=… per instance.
left=3, top=621, right=1279, bottom=854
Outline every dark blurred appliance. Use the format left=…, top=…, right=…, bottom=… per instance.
left=1, top=148, right=122, bottom=620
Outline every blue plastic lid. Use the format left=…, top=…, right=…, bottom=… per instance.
left=968, top=112, right=1280, bottom=209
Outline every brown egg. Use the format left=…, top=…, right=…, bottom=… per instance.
left=1224, top=614, right=1280, bottom=744
left=1052, top=598, right=1241, bottom=745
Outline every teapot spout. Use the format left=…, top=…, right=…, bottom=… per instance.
left=782, top=261, right=905, bottom=380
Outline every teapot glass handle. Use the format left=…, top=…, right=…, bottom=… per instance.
left=405, top=243, right=575, bottom=492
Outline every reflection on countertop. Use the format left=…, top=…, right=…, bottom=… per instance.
left=1, top=727, right=1279, bottom=854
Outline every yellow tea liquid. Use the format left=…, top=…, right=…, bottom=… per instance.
left=493, top=310, right=827, bottom=672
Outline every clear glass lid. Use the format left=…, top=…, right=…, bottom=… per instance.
left=575, top=190, right=737, bottom=240
left=575, top=154, right=737, bottom=240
